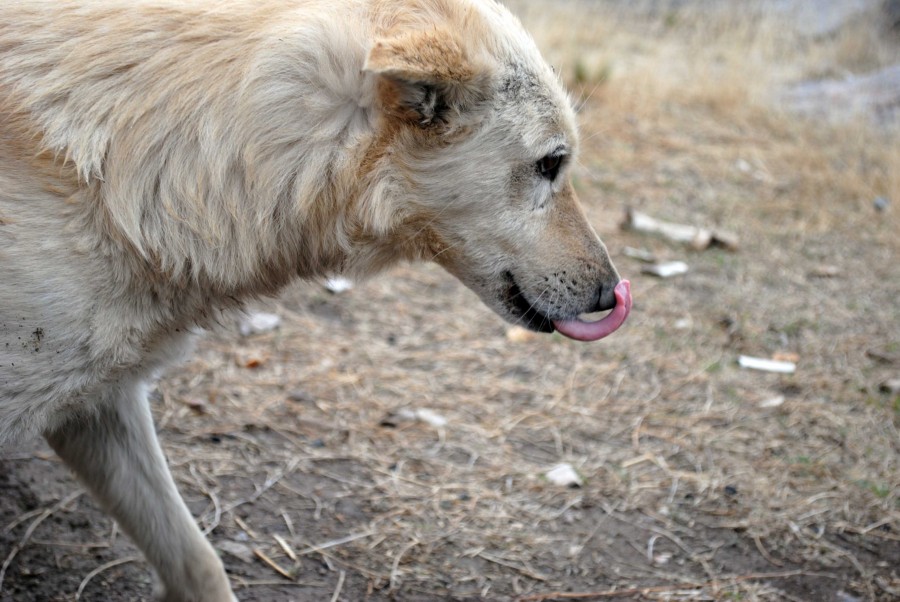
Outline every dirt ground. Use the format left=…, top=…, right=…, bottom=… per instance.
left=1, top=2, right=899, bottom=601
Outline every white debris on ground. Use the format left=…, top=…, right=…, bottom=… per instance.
left=323, top=276, right=354, bottom=293
left=673, top=317, right=693, bottom=330
left=759, top=395, right=786, bottom=408
left=544, top=463, right=584, bottom=487
left=642, top=261, right=690, bottom=279
left=411, top=408, right=448, bottom=428
left=383, top=408, right=449, bottom=429
left=738, top=355, right=797, bottom=374
left=624, top=209, right=739, bottom=251
left=880, top=379, right=900, bottom=395
left=238, top=311, right=282, bottom=336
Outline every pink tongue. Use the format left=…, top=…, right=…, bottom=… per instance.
left=552, top=280, right=632, bottom=342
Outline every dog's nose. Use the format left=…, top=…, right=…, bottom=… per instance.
left=590, top=280, right=620, bottom=313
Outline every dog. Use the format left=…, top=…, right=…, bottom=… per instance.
left=0, top=0, right=632, bottom=599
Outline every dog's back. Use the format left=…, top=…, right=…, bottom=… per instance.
left=0, top=0, right=363, bottom=441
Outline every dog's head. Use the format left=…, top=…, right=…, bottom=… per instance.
left=358, top=0, right=631, bottom=341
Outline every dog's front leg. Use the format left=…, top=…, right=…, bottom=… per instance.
left=46, top=381, right=234, bottom=602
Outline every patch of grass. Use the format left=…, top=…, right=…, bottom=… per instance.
left=705, top=360, right=723, bottom=373
left=857, top=480, right=892, bottom=499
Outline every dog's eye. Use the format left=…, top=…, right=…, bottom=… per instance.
left=536, top=154, right=564, bottom=180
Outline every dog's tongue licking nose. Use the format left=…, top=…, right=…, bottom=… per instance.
left=552, top=280, right=632, bottom=342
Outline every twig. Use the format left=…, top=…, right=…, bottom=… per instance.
left=329, top=570, right=346, bottom=602
left=389, top=539, right=419, bottom=590
left=478, top=551, right=549, bottom=582
left=860, top=515, right=899, bottom=535
left=631, top=415, right=644, bottom=451
left=753, top=533, right=783, bottom=567
left=296, top=530, right=375, bottom=556
left=253, top=548, right=294, bottom=581
left=814, top=537, right=874, bottom=600
left=516, top=570, right=812, bottom=601
left=0, top=490, right=82, bottom=593
left=282, top=512, right=296, bottom=538
left=75, top=556, right=140, bottom=600
left=234, top=515, right=258, bottom=540
left=646, top=535, right=659, bottom=563
left=220, top=455, right=303, bottom=515
left=3, top=508, right=45, bottom=534
left=647, top=525, right=717, bottom=590
left=189, top=462, right=222, bottom=536
left=274, top=534, right=298, bottom=562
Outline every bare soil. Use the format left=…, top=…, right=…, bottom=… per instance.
left=2, top=2, right=898, bottom=601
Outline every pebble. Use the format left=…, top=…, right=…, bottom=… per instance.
left=545, top=463, right=584, bottom=487
left=324, top=276, right=354, bottom=293
left=880, top=379, right=900, bottom=395
left=238, top=311, right=282, bottom=336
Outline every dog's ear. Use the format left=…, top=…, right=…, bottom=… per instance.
left=365, top=27, right=489, bottom=126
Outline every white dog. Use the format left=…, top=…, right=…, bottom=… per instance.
left=0, top=0, right=631, bottom=599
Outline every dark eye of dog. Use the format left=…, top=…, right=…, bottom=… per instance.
left=536, top=154, right=563, bottom=180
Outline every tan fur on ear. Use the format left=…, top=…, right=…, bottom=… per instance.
left=365, top=27, right=490, bottom=125
left=367, top=27, right=475, bottom=84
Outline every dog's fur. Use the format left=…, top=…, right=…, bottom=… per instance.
left=0, top=1, right=622, bottom=599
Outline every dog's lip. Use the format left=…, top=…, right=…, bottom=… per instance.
left=503, top=273, right=555, bottom=333
left=552, top=280, right=632, bottom=342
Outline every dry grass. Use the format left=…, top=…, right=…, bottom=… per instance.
left=2, top=2, right=899, bottom=601
left=509, top=0, right=900, bottom=236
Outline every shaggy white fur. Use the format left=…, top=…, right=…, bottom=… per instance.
left=0, top=1, right=624, bottom=599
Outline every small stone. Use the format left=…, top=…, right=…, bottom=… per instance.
left=674, top=317, right=692, bottom=330
left=323, top=276, right=354, bottom=293
left=238, top=312, right=281, bottom=336
left=879, top=379, right=900, bottom=395
left=759, top=395, right=785, bottom=408
left=545, top=463, right=584, bottom=488
left=874, top=197, right=889, bottom=212
left=414, top=408, right=448, bottom=428
left=380, top=408, right=448, bottom=429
